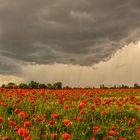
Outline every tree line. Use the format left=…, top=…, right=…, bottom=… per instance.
left=100, top=83, right=140, bottom=89
left=1, top=81, right=65, bottom=89
left=1, top=81, right=140, bottom=89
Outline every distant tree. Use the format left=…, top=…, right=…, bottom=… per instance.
left=18, top=83, right=29, bottom=89
left=5, top=82, right=15, bottom=89
left=63, top=86, right=71, bottom=89
left=28, top=81, right=39, bottom=89
left=47, top=83, right=53, bottom=89
left=1, top=84, right=6, bottom=88
left=100, top=84, right=108, bottom=89
left=85, top=86, right=91, bottom=89
left=38, top=83, right=47, bottom=89
left=121, top=84, right=129, bottom=88
left=100, top=85, right=103, bottom=89
left=134, top=83, right=140, bottom=88
left=113, top=85, right=117, bottom=88
left=53, top=82, right=62, bottom=89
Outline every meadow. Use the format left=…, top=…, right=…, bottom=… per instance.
left=0, top=88, right=140, bottom=140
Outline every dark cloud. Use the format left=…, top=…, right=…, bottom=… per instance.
left=0, top=55, right=21, bottom=75
left=0, top=0, right=140, bottom=74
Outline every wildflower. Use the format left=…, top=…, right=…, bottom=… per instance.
left=0, top=117, right=4, bottom=123
left=128, top=120, right=131, bottom=126
left=62, top=133, right=71, bottom=140
left=64, top=105, right=69, bottom=109
left=14, top=108, right=21, bottom=113
left=132, top=118, right=137, bottom=123
left=117, top=103, right=122, bottom=107
left=130, top=96, right=135, bottom=100
left=24, top=136, right=32, bottom=140
left=77, top=117, right=83, bottom=122
left=52, top=114, right=59, bottom=119
left=119, top=138, right=126, bottom=140
left=9, top=121, right=16, bottom=126
left=80, top=110, right=86, bottom=115
left=136, top=102, right=140, bottom=105
left=101, top=111, right=107, bottom=116
left=90, top=106, right=95, bottom=110
left=112, top=126, right=116, bottom=130
left=73, top=117, right=77, bottom=121
left=18, top=128, right=29, bottom=138
left=137, top=129, right=140, bottom=138
left=92, top=126, right=100, bottom=133
left=18, top=111, right=28, bottom=119
left=35, top=117, right=42, bottom=122
left=108, top=130, right=117, bottom=136
left=24, top=121, right=32, bottom=127
left=64, top=120, right=73, bottom=127
left=78, top=102, right=86, bottom=109
left=49, top=120, right=56, bottom=126
left=135, top=108, right=139, bottom=111
left=51, top=133, right=58, bottom=139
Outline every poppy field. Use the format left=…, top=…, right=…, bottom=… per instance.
left=0, top=88, right=140, bottom=140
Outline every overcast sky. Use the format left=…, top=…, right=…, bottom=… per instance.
left=0, top=0, right=140, bottom=87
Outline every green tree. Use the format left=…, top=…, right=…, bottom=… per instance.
left=1, top=84, right=6, bottom=88
left=134, top=83, right=139, bottom=88
left=46, top=83, right=53, bottom=89
left=38, top=83, right=47, bottom=89
left=53, top=82, right=62, bottom=89
left=28, top=81, right=39, bottom=89
left=5, top=82, right=15, bottom=89
left=18, top=83, right=29, bottom=89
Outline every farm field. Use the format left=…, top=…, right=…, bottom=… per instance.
left=0, top=88, right=140, bottom=140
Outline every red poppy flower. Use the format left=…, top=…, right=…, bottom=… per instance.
left=132, top=118, right=137, bottom=123
left=24, top=136, right=32, bottom=140
left=78, top=102, right=86, bottom=109
left=112, top=126, right=116, bottom=130
left=14, top=108, right=21, bottom=113
left=119, top=138, right=126, bottom=140
left=128, top=120, right=131, bottom=126
left=77, top=117, right=83, bottom=122
left=108, top=130, right=117, bottom=136
left=9, top=121, right=16, bottom=126
left=49, top=120, right=56, bottom=126
left=101, top=111, right=107, bottom=116
left=24, top=121, right=32, bottom=127
left=64, top=105, right=69, bottom=109
left=51, top=133, right=58, bottom=139
left=137, top=129, right=140, bottom=138
left=52, top=114, right=59, bottom=119
left=18, top=128, right=29, bottom=137
left=18, top=111, right=28, bottom=119
left=93, top=126, right=100, bottom=133
left=0, top=117, right=4, bottom=123
left=62, top=133, right=71, bottom=140
left=64, top=120, right=73, bottom=127
left=80, top=110, right=86, bottom=115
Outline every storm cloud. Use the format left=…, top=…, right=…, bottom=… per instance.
left=0, top=0, right=140, bottom=74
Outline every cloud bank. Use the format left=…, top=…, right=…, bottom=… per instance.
left=0, top=0, right=140, bottom=74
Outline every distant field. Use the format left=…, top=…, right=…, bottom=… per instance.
left=0, top=88, right=140, bottom=140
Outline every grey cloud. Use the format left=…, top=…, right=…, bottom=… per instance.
left=0, top=0, right=140, bottom=74
left=0, top=55, right=21, bottom=75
